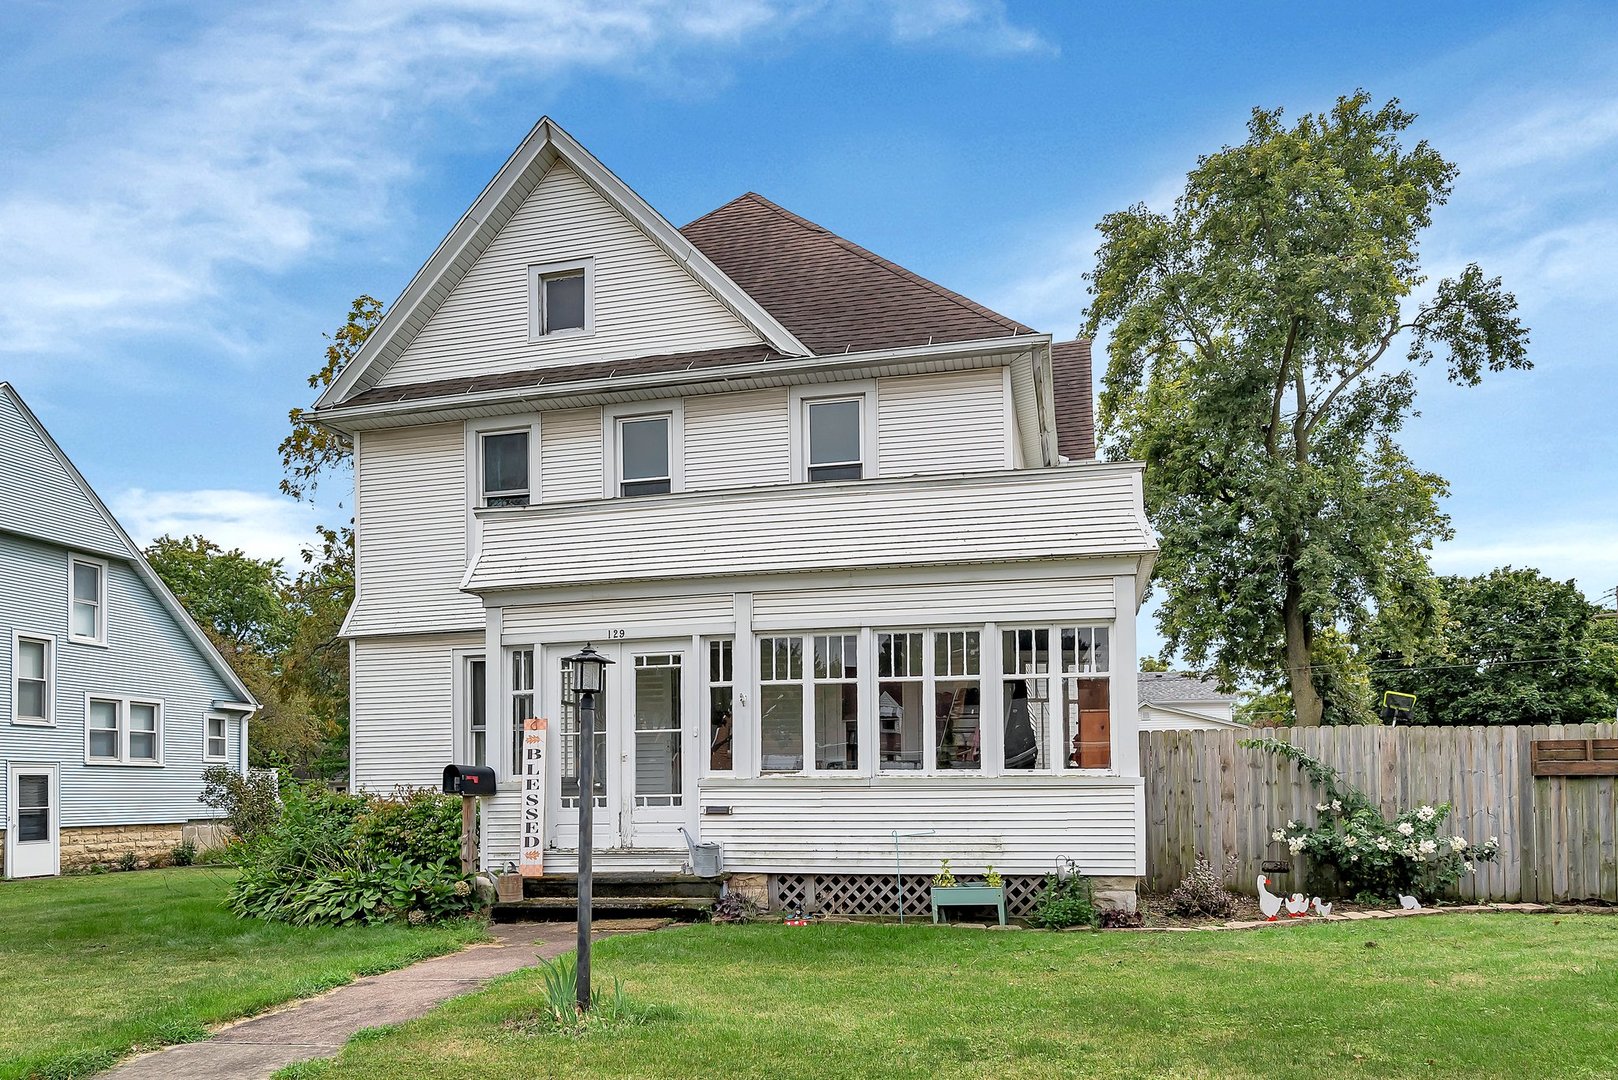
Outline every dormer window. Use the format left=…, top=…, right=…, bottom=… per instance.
left=480, top=430, right=530, bottom=508
left=528, top=259, right=593, bottom=340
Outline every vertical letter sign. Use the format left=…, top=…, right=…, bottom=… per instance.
left=520, top=717, right=547, bottom=878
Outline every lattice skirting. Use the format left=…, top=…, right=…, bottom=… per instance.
left=767, top=873, right=1049, bottom=918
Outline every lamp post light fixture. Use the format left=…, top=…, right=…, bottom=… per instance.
left=563, top=643, right=613, bottom=1013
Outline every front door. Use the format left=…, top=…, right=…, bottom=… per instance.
left=546, top=642, right=694, bottom=852
left=6, top=765, right=58, bottom=878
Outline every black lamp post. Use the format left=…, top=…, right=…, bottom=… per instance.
left=563, top=643, right=612, bottom=1012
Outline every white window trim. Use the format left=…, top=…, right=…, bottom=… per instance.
left=465, top=416, right=540, bottom=560
left=84, top=695, right=165, bottom=766
left=67, top=554, right=109, bottom=646
left=451, top=649, right=488, bottom=769
left=526, top=258, right=595, bottom=342
left=10, top=630, right=55, bottom=726
left=998, top=622, right=1115, bottom=775
left=789, top=381, right=879, bottom=483
left=203, top=713, right=230, bottom=762
left=602, top=400, right=684, bottom=499
left=704, top=638, right=737, bottom=777
left=505, top=646, right=536, bottom=781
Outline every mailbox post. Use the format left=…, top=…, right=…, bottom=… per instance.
left=442, top=765, right=497, bottom=876
left=564, top=644, right=612, bottom=1013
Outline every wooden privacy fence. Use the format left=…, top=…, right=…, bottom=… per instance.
left=1141, top=723, right=1618, bottom=903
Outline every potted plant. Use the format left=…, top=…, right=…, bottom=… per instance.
left=929, top=860, right=1008, bottom=925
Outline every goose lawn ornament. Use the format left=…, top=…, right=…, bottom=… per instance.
left=1257, top=876, right=1284, bottom=921
left=1311, top=897, right=1333, bottom=917
left=1285, top=893, right=1309, bottom=918
left=1398, top=894, right=1421, bottom=910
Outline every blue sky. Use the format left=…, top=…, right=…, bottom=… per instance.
left=3, top=1, right=1615, bottom=645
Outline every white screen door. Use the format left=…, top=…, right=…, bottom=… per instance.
left=7, top=765, right=58, bottom=878
left=626, top=650, right=689, bottom=848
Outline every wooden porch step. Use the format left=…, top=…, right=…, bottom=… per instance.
left=522, top=872, right=723, bottom=900
left=492, top=895, right=716, bottom=923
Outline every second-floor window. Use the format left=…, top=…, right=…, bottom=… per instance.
left=13, top=633, right=53, bottom=725
left=617, top=414, right=672, bottom=497
left=805, top=397, right=864, bottom=481
left=480, top=430, right=530, bottom=507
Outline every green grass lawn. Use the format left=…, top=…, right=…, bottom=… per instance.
left=290, top=915, right=1618, bottom=1080
left=0, top=867, right=485, bottom=1080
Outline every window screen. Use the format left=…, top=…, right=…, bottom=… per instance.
left=807, top=398, right=862, bottom=481
left=543, top=272, right=586, bottom=332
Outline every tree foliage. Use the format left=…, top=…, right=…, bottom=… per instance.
left=1085, top=91, right=1530, bottom=724
left=145, top=535, right=290, bottom=656
left=279, top=294, right=381, bottom=502
left=1370, top=568, right=1618, bottom=725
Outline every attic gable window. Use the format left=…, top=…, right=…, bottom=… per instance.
left=528, top=259, right=593, bottom=340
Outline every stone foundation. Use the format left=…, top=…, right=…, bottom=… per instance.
left=725, top=872, right=769, bottom=908
left=60, top=822, right=186, bottom=871
left=1090, top=876, right=1140, bottom=914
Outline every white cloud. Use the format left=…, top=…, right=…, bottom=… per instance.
left=0, top=0, right=1047, bottom=366
left=110, top=488, right=324, bottom=570
left=1431, top=522, right=1618, bottom=602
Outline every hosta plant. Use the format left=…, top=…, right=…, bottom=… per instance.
left=1245, top=739, right=1500, bottom=903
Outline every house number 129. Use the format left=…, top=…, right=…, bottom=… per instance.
left=606, top=629, right=626, bottom=640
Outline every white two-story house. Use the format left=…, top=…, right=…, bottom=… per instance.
left=312, top=119, right=1156, bottom=914
left=2, top=382, right=255, bottom=877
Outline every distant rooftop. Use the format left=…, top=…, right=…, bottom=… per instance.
left=1137, top=672, right=1239, bottom=705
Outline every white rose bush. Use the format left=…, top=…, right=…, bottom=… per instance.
left=1243, top=739, right=1501, bottom=903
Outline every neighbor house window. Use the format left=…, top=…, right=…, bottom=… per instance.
left=758, top=636, right=804, bottom=773
left=616, top=414, right=672, bottom=497
left=805, top=397, right=863, bottom=481
left=707, top=640, right=734, bottom=772
left=86, top=696, right=162, bottom=764
left=13, top=633, right=53, bottom=725
left=933, top=630, right=981, bottom=770
left=68, top=556, right=106, bottom=644
left=480, top=431, right=530, bottom=507
left=877, top=631, right=924, bottom=770
left=528, top=261, right=592, bottom=339
left=205, top=716, right=229, bottom=762
left=1061, top=626, right=1111, bottom=770
left=812, top=634, right=859, bottom=771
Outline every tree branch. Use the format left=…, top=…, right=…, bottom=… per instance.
left=1265, top=316, right=1303, bottom=458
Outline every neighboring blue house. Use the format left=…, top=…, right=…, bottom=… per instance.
left=1, top=382, right=256, bottom=878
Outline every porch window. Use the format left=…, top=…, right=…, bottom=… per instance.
left=633, top=654, right=683, bottom=807
left=707, top=640, right=734, bottom=772
left=758, top=636, right=804, bottom=773
left=1061, top=626, right=1112, bottom=770
left=509, top=649, right=534, bottom=778
left=933, top=630, right=981, bottom=770
left=1001, top=628, right=1051, bottom=770
left=557, top=657, right=606, bottom=806
left=13, top=633, right=53, bottom=724
left=877, top=631, right=924, bottom=770
left=465, top=657, right=488, bottom=767
left=812, top=634, right=859, bottom=770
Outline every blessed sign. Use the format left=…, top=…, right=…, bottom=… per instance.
left=519, top=717, right=547, bottom=878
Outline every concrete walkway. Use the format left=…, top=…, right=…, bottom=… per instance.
left=103, top=920, right=660, bottom=1080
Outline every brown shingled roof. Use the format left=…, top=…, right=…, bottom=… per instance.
left=1052, top=338, right=1095, bottom=460
left=680, top=193, right=1034, bottom=355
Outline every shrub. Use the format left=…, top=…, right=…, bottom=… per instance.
left=170, top=839, right=198, bottom=867
left=227, top=783, right=475, bottom=927
left=710, top=890, right=763, bottom=924
left=1245, top=739, right=1501, bottom=902
left=1167, top=853, right=1240, bottom=918
left=1099, top=908, right=1145, bottom=929
left=1029, top=873, right=1098, bottom=929
left=199, top=765, right=281, bottom=843
left=117, top=850, right=139, bottom=872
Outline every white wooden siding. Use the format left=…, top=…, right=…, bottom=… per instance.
left=1010, top=354, right=1043, bottom=466
left=376, top=162, right=761, bottom=389
left=750, top=577, right=1115, bottom=629
left=350, top=635, right=480, bottom=791
left=539, top=407, right=602, bottom=502
left=696, top=778, right=1142, bottom=876
left=0, top=533, right=238, bottom=827
left=501, top=594, right=733, bottom=643
left=469, top=464, right=1154, bottom=592
left=877, top=368, right=1007, bottom=476
left=0, top=389, right=124, bottom=555
left=683, top=389, right=791, bottom=491
left=350, top=423, right=482, bottom=636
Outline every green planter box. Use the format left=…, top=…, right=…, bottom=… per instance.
left=931, top=885, right=1007, bottom=925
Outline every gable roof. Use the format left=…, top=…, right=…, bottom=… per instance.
left=1137, top=672, right=1239, bottom=705
left=1051, top=338, right=1096, bottom=460
left=319, top=118, right=812, bottom=409
left=680, top=193, right=1035, bottom=356
left=0, top=382, right=257, bottom=709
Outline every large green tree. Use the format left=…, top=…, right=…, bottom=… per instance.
left=1371, top=568, right=1618, bottom=725
left=1085, top=92, right=1530, bottom=725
